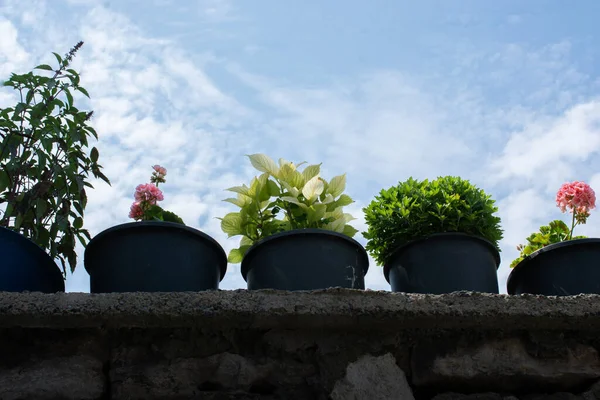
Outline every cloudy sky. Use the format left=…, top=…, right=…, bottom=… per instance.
left=2, top=0, right=600, bottom=293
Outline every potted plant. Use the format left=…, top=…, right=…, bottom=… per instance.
left=507, top=181, right=599, bottom=296
left=0, top=42, right=111, bottom=293
left=363, top=176, right=503, bottom=294
left=84, top=165, right=227, bottom=293
left=219, top=154, right=369, bottom=290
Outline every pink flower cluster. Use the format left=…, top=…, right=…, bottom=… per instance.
left=128, top=165, right=167, bottom=221
left=556, top=181, right=596, bottom=223
left=134, top=183, right=164, bottom=203
left=151, top=164, right=167, bottom=184
left=128, top=202, right=145, bottom=220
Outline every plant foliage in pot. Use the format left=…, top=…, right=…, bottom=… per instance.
left=219, top=153, right=369, bottom=290
left=363, top=176, right=503, bottom=294
left=84, top=165, right=227, bottom=293
left=507, top=181, right=599, bottom=296
left=0, top=42, right=111, bottom=292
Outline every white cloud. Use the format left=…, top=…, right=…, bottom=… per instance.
left=228, top=66, right=477, bottom=194
left=488, top=101, right=600, bottom=184
left=0, top=19, right=30, bottom=76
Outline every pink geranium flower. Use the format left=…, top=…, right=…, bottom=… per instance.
left=153, top=165, right=167, bottom=176
left=128, top=164, right=173, bottom=222
left=134, top=183, right=164, bottom=204
left=128, top=164, right=184, bottom=224
left=150, top=165, right=167, bottom=184
left=556, top=181, right=596, bottom=213
left=128, top=202, right=145, bottom=220
left=555, top=180, right=596, bottom=239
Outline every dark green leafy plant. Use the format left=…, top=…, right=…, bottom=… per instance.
left=510, top=220, right=586, bottom=268
left=362, top=176, right=503, bottom=266
left=219, top=153, right=357, bottom=263
left=0, top=42, right=111, bottom=278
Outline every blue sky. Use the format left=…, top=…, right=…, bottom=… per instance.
left=1, top=0, right=600, bottom=293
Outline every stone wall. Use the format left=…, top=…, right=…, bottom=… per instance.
left=0, top=289, right=599, bottom=399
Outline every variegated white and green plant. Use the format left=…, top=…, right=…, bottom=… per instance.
left=219, top=154, right=358, bottom=263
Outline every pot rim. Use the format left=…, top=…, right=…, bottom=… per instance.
left=506, top=237, right=600, bottom=294
left=383, top=232, right=501, bottom=283
left=83, top=221, right=228, bottom=280
left=240, top=228, right=370, bottom=281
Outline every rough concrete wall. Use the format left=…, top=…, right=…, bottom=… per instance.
left=1, top=290, right=600, bottom=400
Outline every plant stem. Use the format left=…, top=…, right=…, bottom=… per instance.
left=569, top=210, right=577, bottom=241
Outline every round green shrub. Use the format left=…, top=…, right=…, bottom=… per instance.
left=362, top=176, right=503, bottom=266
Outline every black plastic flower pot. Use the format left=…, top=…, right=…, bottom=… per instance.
left=0, top=227, right=65, bottom=293
left=240, top=228, right=369, bottom=290
left=384, top=233, right=501, bottom=294
left=84, top=221, right=227, bottom=293
left=507, top=238, right=600, bottom=296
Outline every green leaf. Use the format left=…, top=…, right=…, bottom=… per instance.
left=90, top=147, right=99, bottom=163
left=226, top=185, right=250, bottom=196
left=162, top=210, right=185, bottom=225
left=14, top=102, right=26, bottom=115
left=342, top=224, right=359, bottom=237
left=227, top=245, right=252, bottom=264
left=342, top=213, right=356, bottom=224
left=34, top=64, right=54, bottom=71
left=321, top=193, right=335, bottom=206
left=220, top=212, right=243, bottom=236
left=278, top=157, right=292, bottom=168
left=280, top=181, right=300, bottom=197
left=290, top=170, right=305, bottom=188
left=277, top=163, right=296, bottom=183
left=25, top=89, right=35, bottom=105
left=267, top=179, right=280, bottom=196
left=52, top=52, right=63, bottom=65
left=96, top=170, right=111, bottom=185
left=223, top=197, right=247, bottom=208
left=335, top=194, right=354, bottom=207
left=302, top=176, right=325, bottom=201
left=73, top=217, right=84, bottom=229
left=276, top=163, right=304, bottom=189
left=280, top=196, right=309, bottom=210
left=77, top=87, right=90, bottom=98
left=240, top=236, right=254, bottom=247
left=301, top=163, right=321, bottom=183
left=65, top=89, right=74, bottom=108
left=36, top=226, right=51, bottom=249
left=307, top=203, right=327, bottom=223
left=144, top=204, right=164, bottom=220
left=251, top=173, right=270, bottom=201
left=325, top=217, right=346, bottom=233
left=327, top=174, right=346, bottom=198
left=246, top=153, right=279, bottom=175
left=73, top=202, right=84, bottom=216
